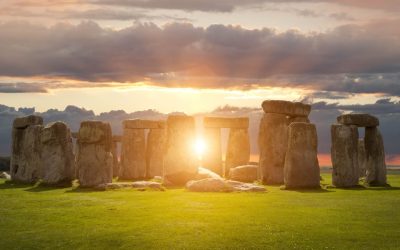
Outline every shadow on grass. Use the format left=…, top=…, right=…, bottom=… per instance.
left=25, top=182, right=72, bottom=193
left=65, top=186, right=102, bottom=193
left=0, top=180, right=32, bottom=190
left=281, top=185, right=333, bottom=193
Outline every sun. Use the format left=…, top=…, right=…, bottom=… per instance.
left=194, top=138, right=206, bottom=159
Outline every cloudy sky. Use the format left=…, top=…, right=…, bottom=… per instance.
left=0, top=0, right=399, bottom=113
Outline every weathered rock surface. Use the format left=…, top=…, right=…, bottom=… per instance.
left=11, top=115, right=43, bottom=183
left=229, top=165, right=258, bottom=183
left=225, top=128, right=250, bottom=176
left=202, top=127, right=222, bottom=175
left=0, top=172, right=11, bottom=180
left=120, top=128, right=146, bottom=180
left=331, top=124, right=359, bottom=187
left=284, top=122, right=320, bottom=189
left=41, top=122, right=75, bottom=185
left=186, top=178, right=266, bottom=193
left=146, top=128, right=165, bottom=178
left=123, top=119, right=165, bottom=129
left=262, top=100, right=311, bottom=117
left=337, top=114, right=379, bottom=127
left=164, top=115, right=197, bottom=185
left=132, top=181, right=165, bottom=190
left=358, top=138, right=367, bottom=178
left=288, top=116, right=310, bottom=124
left=13, top=115, right=43, bottom=129
left=76, top=121, right=113, bottom=187
left=258, top=113, right=288, bottom=185
left=226, top=180, right=267, bottom=192
left=186, top=178, right=232, bottom=192
left=203, top=117, right=249, bottom=129
left=196, top=167, right=223, bottom=180
left=365, top=127, right=387, bottom=186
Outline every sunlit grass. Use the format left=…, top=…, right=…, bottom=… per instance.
left=0, top=173, right=400, bottom=249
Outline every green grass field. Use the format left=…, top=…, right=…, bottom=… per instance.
left=1, top=173, right=400, bottom=250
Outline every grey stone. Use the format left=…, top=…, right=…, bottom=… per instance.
left=225, top=128, right=250, bottom=176
left=13, top=115, right=43, bottom=129
left=0, top=172, right=11, bottom=180
left=226, top=180, right=267, bottom=192
left=288, top=116, right=310, bottom=124
left=262, top=100, right=311, bottom=117
left=202, top=127, right=222, bottom=175
left=284, top=123, right=320, bottom=189
left=164, top=115, right=198, bottom=185
left=229, top=165, right=258, bottom=183
left=41, top=122, right=75, bottom=185
left=337, top=114, right=379, bottom=127
left=203, top=117, right=249, bottom=129
left=76, top=121, right=113, bottom=187
left=186, top=178, right=233, bottom=192
left=358, top=138, right=367, bottom=178
left=196, top=167, right=223, bottom=180
left=331, top=124, right=359, bottom=187
left=258, top=113, right=288, bottom=185
left=146, top=128, right=165, bottom=178
left=120, top=128, right=146, bottom=180
left=132, top=181, right=164, bottom=190
left=365, top=127, right=387, bottom=186
left=11, top=121, right=43, bottom=183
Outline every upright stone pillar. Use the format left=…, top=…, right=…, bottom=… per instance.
left=258, top=113, right=288, bottom=185
left=41, top=122, right=75, bottom=185
left=365, top=127, right=387, bottom=186
left=76, top=121, right=113, bottom=187
left=225, top=128, right=250, bottom=176
left=284, top=122, right=320, bottom=189
left=146, top=128, right=165, bottom=178
left=120, top=128, right=146, bottom=180
left=331, top=124, right=359, bottom=187
left=203, top=127, right=222, bottom=176
left=164, top=115, right=197, bottom=185
left=358, top=138, right=366, bottom=178
left=10, top=115, right=43, bottom=183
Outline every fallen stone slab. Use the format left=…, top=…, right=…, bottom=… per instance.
left=196, top=167, right=223, bottom=180
left=337, top=114, right=379, bottom=127
left=262, top=100, right=311, bottom=117
left=229, top=165, right=258, bottom=183
left=203, top=117, right=249, bottom=129
left=186, top=178, right=267, bottom=193
left=0, top=172, right=11, bottom=180
left=123, top=119, right=165, bottom=129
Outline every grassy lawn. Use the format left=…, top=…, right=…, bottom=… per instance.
left=1, top=173, right=400, bottom=249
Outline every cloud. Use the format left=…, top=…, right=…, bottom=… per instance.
left=0, top=82, right=48, bottom=93
left=0, top=20, right=399, bottom=95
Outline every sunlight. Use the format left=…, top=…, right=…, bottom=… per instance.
left=194, top=137, right=206, bottom=160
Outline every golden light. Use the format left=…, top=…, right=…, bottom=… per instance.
left=194, top=137, right=206, bottom=160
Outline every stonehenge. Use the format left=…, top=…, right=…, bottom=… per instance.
left=284, top=123, right=320, bottom=189
left=120, top=119, right=166, bottom=180
left=203, top=117, right=250, bottom=176
left=331, top=114, right=387, bottom=187
left=259, top=100, right=312, bottom=185
left=76, top=121, right=113, bottom=187
left=7, top=100, right=389, bottom=191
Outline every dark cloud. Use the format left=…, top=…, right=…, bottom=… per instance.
left=0, top=82, right=48, bottom=93
left=0, top=20, right=399, bottom=94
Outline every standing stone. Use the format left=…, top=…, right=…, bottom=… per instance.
left=259, top=113, right=288, bottom=185
left=284, top=123, right=320, bottom=189
left=331, top=124, right=359, bottom=187
left=225, top=128, right=250, bottom=176
left=41, top=122, right=75, bottom=185
left=146, top=128, right=165, bottom=178
left=10, top=115, right=43, bottom=183
left=202, top=127, right=222, bottom=176
left=120, top=128, right=146, bottom=180
left=358, top=138, right=366, bottom=178
left=76, top=121, right=113, bottom=187
left=164, top=115, right=197, bottom=185
left=365, top=127, right=387, bottom=186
